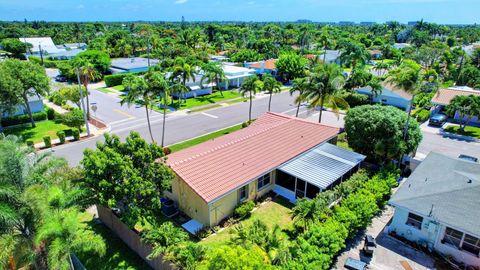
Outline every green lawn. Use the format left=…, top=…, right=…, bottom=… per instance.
left=112, top=85, right=126, bottom=91
left=199, top=197, right=294, bottom=249
left=444, top=125, right=480, bottom=139
left=336, top=133, right=353, bottom=151
left=76, top=212, right=151, bottom=270
left=3, top=120, right=71, bottom=143
left=170, top=91, right=241, bottom=110
left=168, top=124, right=243, bottom=153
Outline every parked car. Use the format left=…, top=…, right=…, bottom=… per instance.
left=55, top=75, right=67, bottom=82
left=362, top=234, right=377, bottom=256
left=429, top=114, right=447, bottom=127
left=345, top=257, right=368, bottom=270
left=458, top=154, right=479, bottom=163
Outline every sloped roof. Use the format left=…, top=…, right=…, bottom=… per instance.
left=19, top=37, right=65, bottom=54
left=431, top=87, right=480, bottom=105
left=167, top=112, right=340, bottom=203
left=390, top=152, right=480, bottom=236
left=278, top=143, right=365, bottom=190
left=249, top=59, right=277, bottom=70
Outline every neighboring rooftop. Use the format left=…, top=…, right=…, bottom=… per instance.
left=356, top=83, right=413, bottom=101
left=248, top=59, right=277, bottom=70
left=110, top=57, right=160, bottom=73
left=222, top=64, right=255, bottom=79
left=390, top=152, right=480, bottom=236
left=167, top=112, right=340, bottom=203
left=19, top=37, right=65, bottom=54
left=431, top=86, right=480, bottom=105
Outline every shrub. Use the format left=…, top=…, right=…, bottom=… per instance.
left=57, top=130, right=66, bottom=144
left=1, top=111, right=47, bottom=127
left=46, top=107, right=55, bottom=120
left=63, top=129, right=73, bottom=137
left=43, top=136, right=52, bottom=148
left=413, top=108, right=430, bottom=123
left=62, top=109, right=84, bottom=130
left=105, top=72, right=142, bottom=87
left=339, top=91, right=369, bottom=108
left=72, top=129, right=80, bottom=141
left=234, top=200, right=255, bottom=218
left=163, top=147, right=172, bottom=155
left=26, top=140, right=34, bottom=148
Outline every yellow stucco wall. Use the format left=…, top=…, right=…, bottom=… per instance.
left=168, top=171, right=276, bottom=227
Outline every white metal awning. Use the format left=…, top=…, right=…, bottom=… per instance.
left=278, top=143, right=366, bottom=190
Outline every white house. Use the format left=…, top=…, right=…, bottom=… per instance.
left=219, top=64, right=256, bottom=89
left=431, top=86, right=480, bottom=124
left=19, top=37, right=86, bottom=60
left=356, top=84, right=413, bottom=111
left=388, top=152, right=480, bottom=268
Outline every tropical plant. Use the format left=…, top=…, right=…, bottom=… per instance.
left=76, top=61, right=99, bottom=120
left=262, top=73, right=282, bottom=111
left=340, top=42, right=370, bottom=70
left=307, top=63, right=348, bottom=123
left=201, top=62, right=227, bottom=96
left=292, top=196, right=331, bottom=232
left=142, top=222, right=189, bottom=259
left=446, top=95, right=480, bottom=131
left=239, top=76, right=263, bottom=122
left=290, top=77, right=310, bottom=117
left=276, top=52, right=306, bottom=81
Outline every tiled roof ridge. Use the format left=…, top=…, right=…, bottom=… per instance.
left=171, top=113, right=294, bottom=166
left=266, top=112, right=340, bottom=129
left=443, top=87, right=480, bottom=94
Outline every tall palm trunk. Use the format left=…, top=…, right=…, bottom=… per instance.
left=268, top=92, right=273, bottom=112
left=399, top=95, right=415, bottom=167
left=22, top=94, right=36, bottom=127
left=84, top=85, right=91, bottom=120
left=161, top=96, right=167, bottom=148
left=216, top=75, right=224, bottom=97
left=323, top=47, right=327, bottom=63
left=248, top=91, right=253, bottom=122
left=295, top=102, right=301, bottom=117
left=318, top=96, right=325, bottom=123
left=145, top=104, right=155, bottom=143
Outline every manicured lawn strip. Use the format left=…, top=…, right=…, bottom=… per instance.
left=76, top=212, right=151, bottom=270
left=170, top=91, right=241, bottom=110
left=112, top=85, right=126, bottom=91
left=168, top=124, right=243, bottom=153
left=3, top=120, right=71, bottom=143
left=97, top=87, right=114, bottom=93
left=444, top=125, right=480, bottom=138
left=199, top=197, right=294, bottom=249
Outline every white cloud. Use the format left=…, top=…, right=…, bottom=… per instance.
left=174, top=0, right=188, bottom=4
left=76, top=4, right=85, bottom=9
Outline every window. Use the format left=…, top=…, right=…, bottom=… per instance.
left=306, top=183, right=320, bottom=199
left=276, top=170, right=296, bottom=191
left=405, top=212, right=423, bottom=229
left=257, top=173, right=271, bottom=191
left=443, top=227, right=463, bottom=248
left=462, top=234, right=480, bottom=255
left=239, top=185, right=248, bottom=201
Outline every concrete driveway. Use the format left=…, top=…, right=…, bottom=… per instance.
left=334, top=206, right=436, bottom=270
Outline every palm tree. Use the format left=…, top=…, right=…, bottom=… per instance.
left=77, top=61, right=99, bottom=120
left=387, top=60, right=424, bottom=142
left=239, top=76, right=263, bottom=122
left=291, top=197, right=331, bottom=232
left=262, top=73, right=282, bottom=112
left=307, top=63, right=348, bottom=123
left=318, top=27, right=335, bottom=63
left=201, top=62, right=227, bottom=97
left=340, top=42, right=370, bottom=70
left=290, top=77, right=310, bottom=117
left=171, top=58, right=197, bottom=104
left=121, top=75, right=156, bottom=142
left=35, top=209, right=105, bottom=270
left=373, top=61, right=391, bottom=77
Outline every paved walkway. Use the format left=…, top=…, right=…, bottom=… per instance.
left=334, top=206, right=436, bottom=270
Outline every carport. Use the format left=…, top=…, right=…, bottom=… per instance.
left=273, top=143, right=366, bottom=202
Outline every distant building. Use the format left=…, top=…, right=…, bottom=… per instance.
left=244, top=59, right=277, bottom=75
left=462, top=42, right=480, bottom=56
left=431, top=86, right=480, bottom=124
left=393, top=43, right=412, bottom=49
left=19, top=37, right=86, bottom=60
left=219, top=64, right=256, bottom=89
left=109, top=57, right=160, bottom=74
left=4, top=95, right=44, bottom=117
left=368, top=49, right=383, bottom=59
left=356, top=84, right=412, bottom=111
left=388, top=152, right=480, bottom=268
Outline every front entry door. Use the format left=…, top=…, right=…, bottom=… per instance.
left=295, top=179, right=306, bottom=199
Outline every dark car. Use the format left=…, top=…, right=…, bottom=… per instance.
left=55, top=75, right=67, bottom=82
left=363, top=234, right=377, bottom=256
left=345, top=257, right=367, bottom=270
left=429, top=114, right=447, bottom=127
left=458, top=154, right=479, bottom=163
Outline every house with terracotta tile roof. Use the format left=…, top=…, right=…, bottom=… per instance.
left=244, top=59, right=277, bottom=75
left=165, top=112, right=365, bottom=227
left=431, top=86, right=480, bottom=124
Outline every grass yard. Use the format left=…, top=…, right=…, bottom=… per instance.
left=168, top=124, right=243, bottom=153
left=3, top=120, right=71, bottom=143
left=199, top=197, right=294, bottom=249
left=170, top=90, right=241, bottom=110
left=444, top=125, right=480, bottom=139
left=76, top=212, right=151, bottom=270
left=112, top=85, right=126, bottom=91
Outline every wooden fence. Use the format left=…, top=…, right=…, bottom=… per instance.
left=96, top=205, right=174, bottom=270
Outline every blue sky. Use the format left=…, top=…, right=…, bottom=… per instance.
left=0, top=0, right=478, bottom=24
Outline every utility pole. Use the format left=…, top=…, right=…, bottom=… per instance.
left=76, top=69, right=91, bottom=137
left=38, top=43, right=44, bottom=66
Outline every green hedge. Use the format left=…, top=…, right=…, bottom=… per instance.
left=46, top=107, right=55, bottom=120
left=1, top=111, right=47, bottom=127
left=43, top=136, right=52, bottom=148
left=104, top=72, right=142, bottom=87
left=72, top=129, right=80, bottom=141
left=28, top=56, right=65, bottom=68
left=413, top=108, right=430, bottom=123
left=234, top=200, right=255, bottom=218
left=26, top=140, right=34, bottom=148
left=57, top=130, right=66, bottom=144
left=340, top=91, right=369, bottom=108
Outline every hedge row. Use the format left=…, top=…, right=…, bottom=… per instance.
left=105, top=72, right=142, bottom=87
left=1, top=111, right=47, bottom=127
